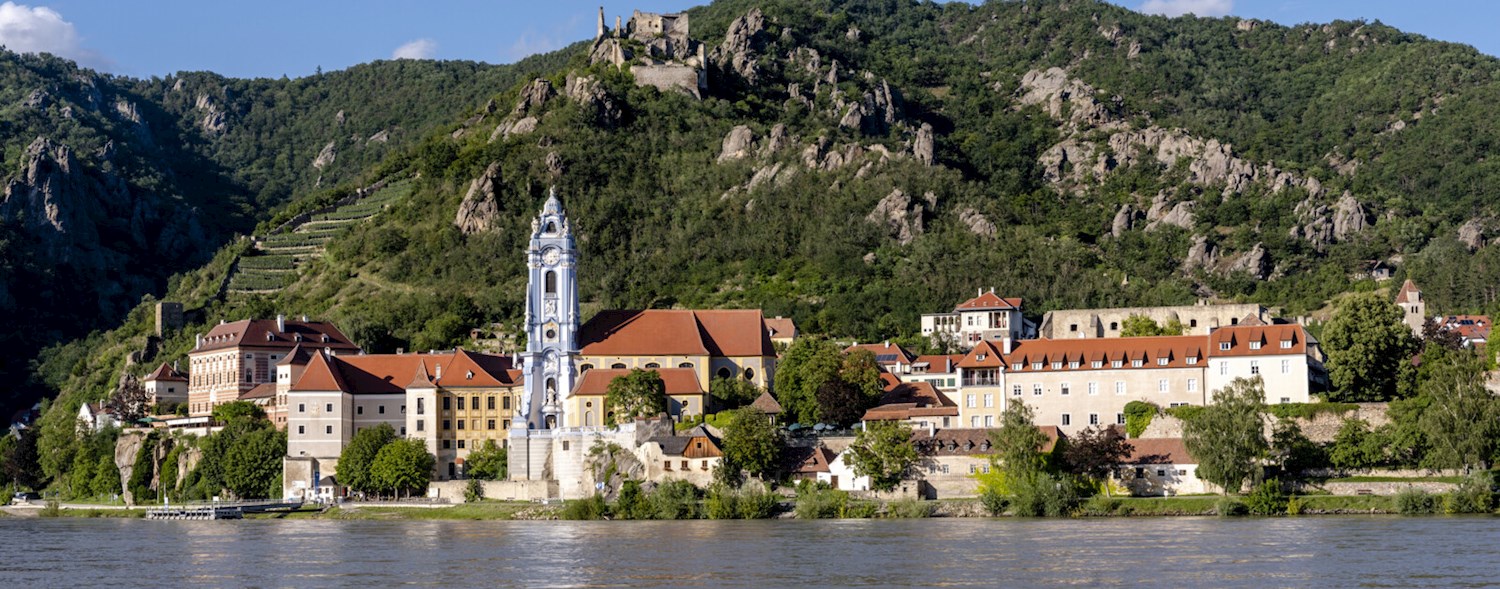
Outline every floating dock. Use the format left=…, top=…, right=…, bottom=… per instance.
left=145, top=500, right=302, bottom=520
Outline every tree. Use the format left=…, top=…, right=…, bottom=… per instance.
left=465, top=439, right=507, bottom=480
left=1417, top=350, right=1500, bottom=471
left=222, top=427, right=286, bottom=499
left=1120, top=315, right=1184, bottom=337
left=1322, top=293, right=1419, bottom=401
left=107, top=373, right=151, bottom=423
left=213, top=401, right=266, bottom=424
left=720, top=407, right=782, bottom=481
left=814, top=378, right=865, bottom=427
left=371, top=439, right=435, bottom=498
left=2, top=429, right=42, bottom=490
left=988, top=399, right=1049, bottom=482
left=845, top=421, right=919, bottom=492
left=839, top=349, right=885, bottom=403
left=338, top=423, right=398, bottom=494
left=773, top=338, right=844, bottom=424
left=1329, top=418, right=1384, bottom=469
left=1061, top=425, right=1130, bottom=495
left=709, top=377, right=761, bottom=411
left=1183, top=377, right=1268, bottom=495
left=1269, top=419, right=1323, bottom=476
left=605, top=369, right=667, bottom=424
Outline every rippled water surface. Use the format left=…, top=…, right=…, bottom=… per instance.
left=4, top=516, right=1500, bottom=587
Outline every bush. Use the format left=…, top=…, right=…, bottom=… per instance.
left=464, top=478, right=484, bottom=503
left=979, top=488, right=1009, bottom=516
left=560, top=494, right=608, bottom=520
left=1244, top=479, right=1288, bottom=516
left=794, top=486, right=849, bottom=519
left=647, top=480, right=700, bottom=520
left=1286, top=496, right=1303, bottom=516
left=1395, top=488, right=1439, bottom=515
left=1081, top=494, right=1122, bottom=516
left=1009, top=473, right=1083, bottom=517
left=1215, top=497, right=1248, bottom=516
left=1123, top=401, right=1158, bottom=438
left=1165, top=405, right=1206, bottom=423
left=1443, top=473, right=1494, bottom=514
left=884, top=498, right=935, bottom=518
left=614, top=480, right=651, bottom=520
left=842, top=501, right=879, bottom=518
left=706, top=483, right=780, bottom=520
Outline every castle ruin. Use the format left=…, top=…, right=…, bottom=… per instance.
left=591, top=7, right=707, bottom=99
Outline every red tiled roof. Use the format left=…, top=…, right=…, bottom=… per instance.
left=579, top=310, right=776, bottom=357
left=1207, top=324, right=1308, bottom=357
left=275, top=344, right=315, bottom=367
left=765, top=316, right=797, bottom=339
left=1002, top=336, right=1208, bottom=372
left=912, top=426, right=1062, bottom=456
left=912, top=354, right=962, bottom=372
left=845, top=342, right=916, bottom=365
left=196, top=319, right=360, bottom=353
left=957, top=340, right=1006, bottom=369
left=955, top=291, right=1024, bottom=311
left=239, top=383, right=277, bottom=400
left=144, top=363, right=187, bottom=382
left=1395, top=279, right=1421, bottom=304
left=786, top=446, right=836, bottom=474
left=571, top=368, right=705, bottom=397
left=1124, top=438, right=1195, bottom=464
left=290, top=351, right=516, bottom=394
left=1440, top=315, right=1491, bottom=342
left=862, top=380, right=958, bottom=421
left=750, top=391, right=783, bottom=414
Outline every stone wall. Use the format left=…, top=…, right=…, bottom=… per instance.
left=431, top=479, right=556, bottom=502
left=1137, top=403, right=1391, bottom=444
left=1318, top=481, right=1454, bottom=496
left=1040, top=303, right=1268, bottom=338
left=629, top=65, right=704, bottom=98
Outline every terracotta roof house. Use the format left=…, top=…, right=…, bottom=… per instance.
left=764, top=316, right=798, bottom=347
left=845, top=341, right=917, bottom=372
left=574, top=310, right=778, bottom=409
left=188, top=316, right=361, bottom=419
left=861, top=380, right=958, bottom=427
left=785, top=446, right=836, bottom=480
left=1118, top=438, right=1214, bottom=496
left=749, top=391, right=783, bottom=419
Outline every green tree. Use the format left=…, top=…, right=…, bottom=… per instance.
left=709, top=377, right=761, bottom=411
left=338, top=423, right=397, bottom=493
left=3, top=428, right=42, bottom=490
left=1329, top=419, right=1384, bottom=469
left=1417, top=350, right=1500, bottom=471
left=1322, top=293, right=1419, bottom=401
left=1120, top=315, right=1183, bottom=337
left=844, top=421, right=919, bottom=492
left=605, top=369, right=668, bottom=424
left=773, top=338, right=844, bottom=424
left=988, top=399, right=1049, bottom=483
left=839, top=349, right=885, bottom=402
left=213, top=401, right=266, bottom=424
left=814, top=378, right=866, bottom=427
left=1269, top=420, right=1323, bottom=476
left=1061, top=425, right=1131, bottom=495
left=223, top=427, right=286, bottom=499
left=719, top=407, right=782, bottom=481
left=465, top=439, right=507, bottom=480
left=1183, top=377, right=1269, bottom=495
left=371, top=438, right=435, bottom=497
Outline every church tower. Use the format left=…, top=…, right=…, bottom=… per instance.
left=510, top=188, right=580, bottom=481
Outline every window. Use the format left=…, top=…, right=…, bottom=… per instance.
left=457, top=419, right=466, bottom=430
left=716, top=367, right=730, bottom=379
left=1088, top=382, right=1099, bottom=395
left=1110, top=322, right=1119, bottom=331
left=984, top=415, right=994, bottom=427
left=357, top=406, right=363, bottom=415
left=679, top=362, right=694, bottom=369
left=401, top=427, right=407, bottom=436
left=1061, top=383, right=1071, bottom=396
left=1250, top=341, right=1262, bottom=350
left=983, top=394, right=994, bottom=408
left=1112, top=360, right=1123, bottom=368
left=378, top=405, right=386, bottom=414
left=941, top=464, right=950, bottom=474
left=971, top=416, right=980, bottom=427
left=545, top=270, right=557, bottom=294
left=1115, top=381, right=1125, bottom=395
left=417, top=420, right=425, bottom=432
left=744, top=367, right=756, bottom=381
left=1281, top=340, right=1293, bottom=349
left=1187, top=378, right=1198, bottom=392
left=457, top=397, right=465, bottom=411
left=1032, top=384, right=1042, bottom=396
left=325, top=403, right=333, bottom=413
left=297, top=425, right=305, bottom=434
left=1069, top=361, right=1079, bottom=369
left=503, top=396, right=511, bottom=410
left=1117, top=413, right=1126, bottom=425
left=1157, top=469, right=1167, bottom=477
left=644, top=362, right=660, bottom=369
left=443, top=397, right=451, bottom=410
left=1089, top=413, right=1099, bottom=425
left=1032, top=363, right=1042, bottom=370
left=1250, top=361, right=1260, bottom=375
left=1069, top=324, right=1078, bottom=332
left=442, top=440, right=451, bottom=450
left=442, top=420, right=451, bottom=430
left=1157, top=357, right=1168, bottom=366
left=1158, top=379, right=1168, bottom=393
left=1051, top=362, right=1062, bottom=370
left=1012, top=385, right=1022, bottom=397
left=1219, top=342, right=1232, bottom=351
left=325, top=425, right=332, bottom=435
left=1281, top=397, right=1291, bottom=404
left=1012, top=363, right=1023, bottom=371
left=1219, top=362, right=1228, bottom=376
left=457, top=440, right=466, bottom=449
left=1092, top=361, right=1103, bottom=369
left=664, top=461, right=673, bottom=471
left=488, top=419, right=496, bottom=430
left=1131, top=359, right=1143, bottom=368
left=1190, top=319, right=1198, bottom=328
left=1281, top=359, right=1291, bottom=374
left=1187, top=357, right=1198, bottom=365
left=966, top=395, right=976, bottom=408
left=1061, top=414, right=1071, bottom=426
left=298, top=403, right=305, bottom=413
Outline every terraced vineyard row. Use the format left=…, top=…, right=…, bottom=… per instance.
left=227, top=180, right=411, bottom=293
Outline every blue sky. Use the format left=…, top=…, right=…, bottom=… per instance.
left=5, top=1, right=1497, bottom=79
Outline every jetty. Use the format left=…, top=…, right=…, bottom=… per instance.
left=146, top=499, right=303, bottom=520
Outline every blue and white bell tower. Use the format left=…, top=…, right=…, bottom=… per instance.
left=511, top=188, right=579, bottom=482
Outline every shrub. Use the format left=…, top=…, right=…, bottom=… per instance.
left=615, top=480, right=651, bottom=519
left=1286, top=496, right=1303, bottom=516
left=1443, top=473, right=1494, bottom=514
left=1244, top=479, right=1288, bottom=516
left=1123, top=401, right=1158, bottom=438
left=1215, top=497, right=1248, bottom=516
left=884, top=498, right=935, bottom=518
left=979, top=487, right=1009, bottom=516
left=842, top=501, right=879, bottom=518
left=1165, top=405, right=1206, bottom=423
left=794, top=486, right=848, bottom=519
left=734, top=484, right=780, bottom=519
left=560, top=494, right=607, bottom=520
left=1081, top=494, right=1122, bottom=516
left=1009, top=473, right=1083, bottom=517
left=39, top=500, right=60, bottom=518
left=464, top=478, right=484, bottom=503
left=647, top=480, right=700, bottom=520
left=1395, top=488, right=1439, bottom=515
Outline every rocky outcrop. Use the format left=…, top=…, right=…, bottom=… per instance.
left=1459, top=217, right=1490, bottom=250
left=957, top=206, right=996, bottom=237
left=23, top=88, right=48, bottom=109
left=312, top=141, right=337, bottom=170
left=545, top=152, right=565, bottom=178
left=565, top=74, right=621, bottom=128
left=1145, top=195, right=1195, bottom=232
left=1016, top=67, right=1118, bottom=131
left=455, top=162, right=503, bottom=234
left=367, top=130, right=390, bottom=144
left=719, top=125, right=755, bottom=162
left=762, top=123, right=789, bottom=156
left=1111, top=203, right=1138, bottom=237
left=513, top=79, right=555, bottom=116
left=1292, top=192, right=1370, bottom=249
left=115, top=432, right=146, bottom=504
left=1182, top=236, right=1218, bottom=273
left=866, top=188, right=925, bottom=245
left=194, top=94, right=228, bottom=136
left=913, top=123, right=935, bottom=165
left=1227, top=243, right=1270, bottom=280
left=1, top=137, right=110, bottom=258
left=713, top=8, right=766, bottom=84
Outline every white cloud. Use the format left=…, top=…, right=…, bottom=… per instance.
left=392, top=38, right=437, bottom=60
left=1140, top=0, right=1234, bottom=17
left=0, top=2, right=107, bottom=68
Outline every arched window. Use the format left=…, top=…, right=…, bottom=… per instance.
left=584, top=410, right=594, bottom=427
left=545, top=221, right=556, bottom=234
left=717, top=367, right=732, bottom=379
left=545, top=271, right=557, bottom=294
left=644, top=362, right=660, bottom=369
left=678, top=362, right=694, bottom=369
left=743, top=367, right=755, bottom=381
left=611, top=363, right=627, bottom=369
left=579, top=363, right=594, bottom=373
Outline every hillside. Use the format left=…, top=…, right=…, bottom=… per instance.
left=26, top=0, right=1500, bottom=420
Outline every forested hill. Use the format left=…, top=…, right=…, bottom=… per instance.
left=25, top=0, right=1500, bottom=417
left=0, top=49, right=572, bottom=411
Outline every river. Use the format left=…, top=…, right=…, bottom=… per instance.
left=2, top=516, right=1497, bottom=587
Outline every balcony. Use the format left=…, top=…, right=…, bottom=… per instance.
left=962, top=377, right=1000, bottom=387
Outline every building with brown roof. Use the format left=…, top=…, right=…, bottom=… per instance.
left=1038, top=302, right=1269, bottom=339
left=187, top=315, right=359, bottom=419
left=1117, top=438, right=1214, bottom=496
left=920, top=288, right=1032, bottom=350
left=569, top=367, right=706, bottom=427
left=860, top=379, right=958, bottom=429
left=845, top=341, right=916, bottom=372
left=640, top=424, right=723, bottom=487
left=1395, top=279, right=1427, bottom=338
left=142, top=362, right=189, bottom=407
left=1438, top=315, right=1490, bottom=349
left=765, top=316, right=798, bottom=347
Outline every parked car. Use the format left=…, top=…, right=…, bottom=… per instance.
left=10, top=491, right=41, bottom=504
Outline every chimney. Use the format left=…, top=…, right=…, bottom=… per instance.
left=883, top=340, right=890, bottom=349
left=195, top=333, right=202, bottom=349
left=396, top=347, right=405, bottom=355
left=977, top=288, right=982, bottom=296
left=302, top=315, right=309, bottom=322
left=435, top=364, right=443, bottom=380
left=1003, top=337, right=1013, bottom=355
left=927, top=421, right=935, bottom=437
left=276, top=314, right=286, bottom=333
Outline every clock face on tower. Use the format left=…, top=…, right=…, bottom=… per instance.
left=542, top=247, right=561, bottom=266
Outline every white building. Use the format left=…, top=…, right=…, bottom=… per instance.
left=921, top=290, right=1033, bottom=350
left=1205, top=324, right=1325, bottom=404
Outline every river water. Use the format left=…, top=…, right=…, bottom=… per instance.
left=3, top=516, right=1498, bottom=587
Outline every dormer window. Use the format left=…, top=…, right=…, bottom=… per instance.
left=1092, top=361, right=1103, bottom=369
left=1280, top=340, right=1293, bottom=349
left=1187, top=357, right=1198, bottom=365
left=1249, top=341, right=1262, bottom=350
left=1069, top=361, right=1079, bottom=369
left=1012, top=363, right=1022, bottom=371
left=466, top=371, right=474, bottom=380
left=1051, top=362, right=1062, bottom=370
left=1032, top=362, right=1042, bottom=370
left=266, top=333, right=274, bottom=341
left=977, top=353, right=987, bottom=361
left=1132, top=359, right=1143, bottom=368
left=1219, top=342, right=1231, bottom=351
left=1112, top=360, right=1123, bottom=368
left=1157, top=357, right=1168, bottom=366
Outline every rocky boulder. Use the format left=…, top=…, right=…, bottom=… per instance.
left=1111, top=203, right=1138, bottom=237
left=565, top=74, right=621, bottom=128
left=866, top=188, right=925, bottom=245
left=713, top=8, right=766, bottom=84
left=957, top=206, right=996, bottom=237
left=1331, top=192, right=1369, bottom=240
left=1459, top=217, right=1490, bottom=250
left=913, top=123, right=935, bottom=166
left=455, top=162, right=503, bottom=234
left=718, top=125, right=755, bottom=162
left=513, top=79, right=555, bottom=117
left=312, top=141, right=337, bottom=170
